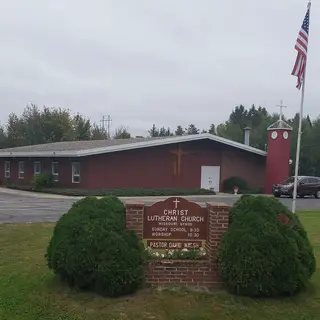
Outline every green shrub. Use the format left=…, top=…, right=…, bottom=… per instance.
left=218, top=195, right=316, bottom=297
left=6, top=185, right=216, bottom=196
left=31, top=172, right=54, bottom=190
left=45, top=196, right=145, bottom=297
left=222, top=176, right=248, bottom=193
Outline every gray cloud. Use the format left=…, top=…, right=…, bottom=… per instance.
left=0, top=0, right=319, bottom=136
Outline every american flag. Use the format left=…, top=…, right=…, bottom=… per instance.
left=291, top=3, right=311, bottom=90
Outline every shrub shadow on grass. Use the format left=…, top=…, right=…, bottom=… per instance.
left=45, top=268, right=152, bottom=303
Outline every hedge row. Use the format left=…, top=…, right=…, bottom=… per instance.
left=6, top=184, right=216, bottom=197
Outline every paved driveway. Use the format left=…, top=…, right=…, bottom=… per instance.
left=0, top=191, right=319, bottom=223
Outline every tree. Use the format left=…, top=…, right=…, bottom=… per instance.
left=40, top=106, right=75, bottom=142
left=185, top=124, right=199, bottom=135
left=6, top=112, right=27, bottom=147
left=217, top=122, right=243, bottom=143
left=208, top=124, right=216, bottom=135
left=166, top=127, right=173, bottom=136
left=159, top=127, right=167, bottom=137
left=289, top=113, right=319, bottom=176
left=20, top=104, right=44, bottom=145
left=73, top=113, right=91, bottom=141
left=216, top=104, right=275, bottom=149
left=113, top=126, right=131, bottom=139
left=158, top=127, right=173, bottom=137
left=215, top=103, right=320, bottom=176
left=229, top=104, right=248, bottom=127
left=91, top=123, right=108, bottom=140
left=0, top=125, right=7, bottom=148
left=175, top=125, right=185, bottom=136
left=1, top=103, right=320, bottom=177
left=148, top=124, right=159, bottom=137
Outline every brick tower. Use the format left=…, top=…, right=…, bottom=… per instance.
left=265, top=119, right=293, bottom=194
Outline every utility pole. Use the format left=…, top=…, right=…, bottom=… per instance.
left=100, top=115, right=112, bottom=138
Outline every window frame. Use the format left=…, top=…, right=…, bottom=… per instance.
left=299, top=178, right=308, bottom=185
left=71, top=162, right=80, bottom=184
left=4, top=161, right=10, bottom=178
left=18, top=161, right=25, bottom=179
left=34, top=161, right=41, bottom=175
left=51, top=162, right=59, bottom=182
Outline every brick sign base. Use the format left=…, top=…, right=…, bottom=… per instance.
left=125, top=199, right=230, bottom=290
left=145, top=259, right=218, bottom=289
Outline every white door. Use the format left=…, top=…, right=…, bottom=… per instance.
left=201, top=166, right=220, bottom=192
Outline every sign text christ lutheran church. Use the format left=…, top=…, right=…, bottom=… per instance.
left=143, top=197, right=207, bottom=249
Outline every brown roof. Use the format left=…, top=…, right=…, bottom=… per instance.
left=0, top=137, right=166, bottom=153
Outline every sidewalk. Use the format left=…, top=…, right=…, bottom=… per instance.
left=0, top=187, right=242, bottom=201
left=0, top=187, right=80, bottom=199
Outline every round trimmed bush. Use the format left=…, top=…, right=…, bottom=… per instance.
left=218, top=195, right=316, bottom=297
left=222, top=176, right=248, bottom=193
left=45, top=196, right=145, bottom=297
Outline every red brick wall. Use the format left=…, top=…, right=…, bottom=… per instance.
left=126, top=201, right=230, bottom=289
left=145, top=260, right=217, bottom=289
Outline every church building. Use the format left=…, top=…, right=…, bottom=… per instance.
left=0, top=118, right=292, bottom=194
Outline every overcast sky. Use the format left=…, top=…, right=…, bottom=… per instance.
left=1, top=0, right=319, bottom=136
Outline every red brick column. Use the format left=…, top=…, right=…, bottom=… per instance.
left=125, top=201, right=144, bottom=238
left=205, top=202, right=230, bottom=261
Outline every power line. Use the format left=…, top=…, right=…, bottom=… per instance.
left=100, top=115, right=112, bottom=138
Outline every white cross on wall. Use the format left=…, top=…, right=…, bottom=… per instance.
left=173, top=198, right=180, bottom=209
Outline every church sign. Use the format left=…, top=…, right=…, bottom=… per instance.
left=143, top=197, right=207, bottom=250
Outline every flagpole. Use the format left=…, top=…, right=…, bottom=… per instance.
left=292, top=1, right=311, bottom=214
left=291, top=71, right=306, bottom=214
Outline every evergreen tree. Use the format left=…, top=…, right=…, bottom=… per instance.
left=208, top=124, right=216, bottom=135
left=185, top=124, right=199, bottom=135
left=159, top=127, right=167, bottom=137
left=148, top=124, right=159, bottom=137
left=175, top=125, right=185, bottom=136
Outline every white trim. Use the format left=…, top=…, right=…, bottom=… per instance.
left=0, top=134, right=267, bottom=158
left=72, top=162, right=80, bottom=184
left=4, top=161, right=10, bottom=178
left=18, top=161, right=25, bottom=179
left=52, top=162, right=59, bottom=182
left=34, top=161, right=41, bottom=175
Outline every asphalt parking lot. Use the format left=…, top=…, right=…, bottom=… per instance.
left=0, top=191, right=319, bottom=223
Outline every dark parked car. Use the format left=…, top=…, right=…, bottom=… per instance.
left=272, top=176, right=320, bottom=198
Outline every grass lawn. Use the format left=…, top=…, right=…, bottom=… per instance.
left=0, top=212, right=319, bottom=320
